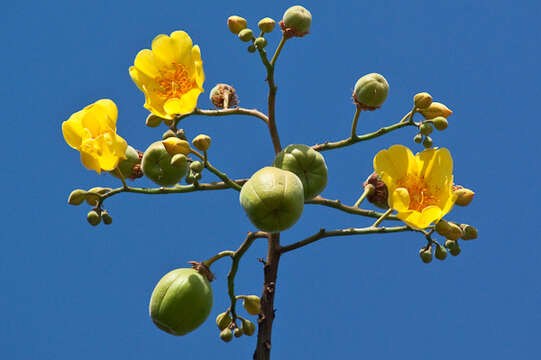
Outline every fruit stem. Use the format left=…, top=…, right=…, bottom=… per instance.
left=350, top=107, right=361, bottom=138
left=353, top=184, right=375, bottom=208
left=372, top=208, right=393, bottom=228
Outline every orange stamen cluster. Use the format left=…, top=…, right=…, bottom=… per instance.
left=397, top=175, right=438, bottom=212
left=155, top=63, right=196, bottom=99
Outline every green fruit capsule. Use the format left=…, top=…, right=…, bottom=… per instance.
left=273, top=144, right=328, bottom=200
left=149, top=268, right=213, bottom=336
left=142, top=141, right=188, bottom=186
left=110, top=145, right=141, bottom=180
left=353, top=73, right=389, bottom=108
left=283, top=5, right=312, bottom=34
left=216, top=312, right=232, bottom=331
left=239, top=167, right=304, bottom=233
left=242, top=319, right=256, bottom=336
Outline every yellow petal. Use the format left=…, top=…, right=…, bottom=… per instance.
left=162, top=137, right=191, bottom=155
left=417, top=147, right=453, bottom=188
left=94, top=99, right=118, bottom=131
left=152, top=31, right=194, bottom=70
left=133, top=49, right=160, bottom=78
left=391, top=187, right=410, bottom=212
left=163, top=88, right=201, bottom=115
left=80, top=151, right=102, bottom=174
left=192, top=45, right=205, bottom=88
left=397, top=205, right=441, bottom=229
left=62, top=112, right=85, bottom=149
left=374, top=144, right=416, bottom=186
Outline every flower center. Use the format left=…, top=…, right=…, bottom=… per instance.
left=397, top=175, right=438, bottom=212
left=155, top=63, right=196, bottom=99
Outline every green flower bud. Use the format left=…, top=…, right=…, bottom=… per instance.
left=216, top=312, right=232, bottom=331
left=162, top=129, right=177, bottom=140
left=234, top=327, right=243, bottom=338
left=142, top=141, right=188, bottom=186
left=242, top=295, right=261, bottom=315
left=185, top=173, right=196, bottom=184
left=273, top=144, right=328, bottom=200
left=190, top=161, right=204, bottom=173
left=145, top=114, right=163, bottom=128
left=413, top=133, right=423, bottom=144
left=248, top=44, right=256, bottom=53
left=227, top=15, right=247, bottom=35
left=68, top=189, right=87, bottom=205
left=220, top=328, right=233, bottom=342
left=176, top=128, right=187, bottom=140
left=170, top=154, right=188, bottom=169
left=254, top=37, right=267, bottom=49
left=238, top=28, right=254, bottom=42
left=87, top=210, right=101, bottom=226
left=444, top=239, right=459, bottom=251
left=85, top=187, right=111, bottom=206
left=422, top=136, right=433, bottom=148
left=353, top=73, right=389, bottom=109
left=419, top=102, right=452, bottom=119
left=258, top=17, right=276, bottom=33
left=419, top=247, right=433, bottom=263
left=239, top=167, right=304, bottom=232
left=149, top=268, right=213, bottom=336
left=414, top=92, right=433, bottom=109
left=209, top=84, right=238, bottom=109
left=449, top=243, right=461, bottom=256
left=419, top=122, right=433, bottom=136
left=436, top=220, right=463, bottom=240
left=242, top=319, right=256, bottom=336
left=110, top=145, right=142, bottom=180
left=101, top=210, right=113, bottom=225
left=192, top=134, right=211, bottom=152
left=162, top=138, right=191, bottom=156
left=435, top=244, right=447, bottom=260
left=454, top=187, right=475, bottom=206
left=194, top=171, right=202, bottom=180
left=281, top=5, right=312, bottom=37
left=460, top=224, right=478, bottom=240
left=432, top=116, right=448, bottom=131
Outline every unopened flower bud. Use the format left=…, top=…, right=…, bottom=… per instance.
left=363, top=173, right=389, bottom=209
left=68, top=189, right=87, bottom=205
left=216, top=312, right=232, bottom=331
left=238, top=28, right=254, bottom=42
left=85, top=187, right=111, bottom=206
left=281, top=5, right=312, bottom=38
left=449, top=244, right=461, bottom=256
left=445, top=239, right=461, bottom=256
left=413, top=133, right=423, bottom=144
left=87, top=210, right=101, bottom=226
left=436, top=220, right=464, bottom=240
left=353, top=73, right=389, bottom=110
left=210, top=84, right=239, bottom=109
left=258, top=17, right=276, bottom=33
left=247, top=44, right=256, bottom=53
left=220, top=328, right=233, bottom=342
left=242, top=295, right=261, bottom=315
left=190, top=161, right=204, bottom=173
left=162, top=138, right=191, bottom=156
left=254, top=37, right=267, bottom=49
left=422, top=136, right=433, bottom=148
left=432, top=116, right=448, bottom=131
left=227, top=15, right=247, bottom=34
left=454, top=186, right=475, bottom=206
left=176, top=128, right=187, bottom=140
left=420, top=122, right=433, bottom=136
left=419, top=247, right=433, bottom=263
left=414, top=92, right=433, bottom=109
left=241, top=319, right=256, bottom=336
left=192, top=134, right=211, bottom=152
left=185, top=173, right=196, bottom=184
left=419, top=102, right=452, bottom=119
left=170, top=154, right=188, bottom=169
left=234, top=327, right=243, bottom=338
left=145, top=114, right=163, bottom=128
left=101, top=210, right=113, bottom=225
left=460, top=224, right=478, bottom=240
left=435, top=244, right=448, bottom=260
left=162, top=129, right=177, bottom=140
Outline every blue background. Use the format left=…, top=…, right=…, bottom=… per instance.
left=2, top=0, right=539, bottom=358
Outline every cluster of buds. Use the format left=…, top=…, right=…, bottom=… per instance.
left=419, top=219, right=478, bottom=263
left=216, top=294, right=260, bottom=343
left=412, top=92, right=453, bottom=148
left=227, top=15, right=275, bottom=53
left=68, top=187, right=115, bottom=226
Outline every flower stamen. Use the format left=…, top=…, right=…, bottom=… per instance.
left=155, top=63, right=197, bottom=99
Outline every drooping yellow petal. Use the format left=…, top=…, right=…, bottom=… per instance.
left=374, top=144, right=417, bottom=186
left=391, top=187, right=410, bottom=212
left=62, top=113, right=84, bottom=149
left=417, top=147, right=453, bottom=188
left=163, top=88, right=201, bottom=115
left=397, top=205, right=441, bottom=230
left=80, top=150, right=102, bottom=173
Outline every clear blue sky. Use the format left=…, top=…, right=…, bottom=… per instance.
left=2, top=0, right=539, bottom=359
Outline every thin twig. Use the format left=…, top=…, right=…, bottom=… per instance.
left=173, top=107, right=269, bottom=128
left=306, top=196, right=400, bottom=220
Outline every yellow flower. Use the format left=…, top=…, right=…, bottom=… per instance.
left=62, top=99, right=128, bottom=174
left=373, top=145, right=457, bottom=229
left=129, top=31, right=205, bottom=120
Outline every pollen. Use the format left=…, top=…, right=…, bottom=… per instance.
left=398, top=175, right=438, bottom=212
left=155, top=63, right=197, bottom=99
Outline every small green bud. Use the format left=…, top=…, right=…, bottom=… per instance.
left=192, top=134, right=212, bottom=152
left=435, top=244, right=447, bottom=260
left=216, top=312, right=232, bottom=331
left=145, top=114, right=163, bottom=128
left=233, top=327, right=243, bottom=338
left=170, top=154, right=188, bottom=169
left=68, top=189, right=87, bottom=205
left=414, top=92, right=433, bottom=109
left=446, top=222, right=464, bottom=240
left=454, top=187, right=475, bottom=206
left=194, top=172, right=202, bottom=180
left=353, top=73, right=389, bottom=109
left=242, top=295, right=261, bottom=315
left=185, top=173, right=196, bottom=184
left=419, top=122, right=433, bottom=136
left=247, top=44, right=256, bottom=53
left=413, top=133, right=423, bottom=144
left=176, top=128, right=187, bottom=140
left=258, top=17, right=276, bottom=33
left=190, top=161, right=204, bottom=173
left=435, top=220, right=452, bottom=236
left=220, top=328, right=233, bottom=342
left=419, top=247, right=433, bottom=264
left=241, top=319, right=256, bottom=336
left=449, top=244, right=461, bottom=257
left=254, top=37, right=267, bottom=49
left=422, top=136, right=433, bottom=148
left=282, top=5, right=312, bottom=37
left=101, top=210, right=112, bottom=225
left=162, top=129, right=177, bottom=140
left=432, top=116, right=448, bottom=131
left=445, top=239, right=459, bottom=251
left=227, top=15, right=247, bottom=34
left=460, top=224, right=478, bottom=240
left=238, top=28, right=254, bottom=42
left=419, top=102, right=452, bottom=119
left=85, top=187, right=111, bottom=206
left=87, top=210, right=101, bottom=226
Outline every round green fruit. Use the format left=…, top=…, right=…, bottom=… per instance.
left=353, top=73, right=389, bottom=108
left=110, top=145, right=140, bottom=180
left=273, top=144, right=328, bottom=200
left=142, top=141, right=188, bottom=186
left=239, top=167, right=304, bottom=233
left=149, top=268, right=213, bottom=336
